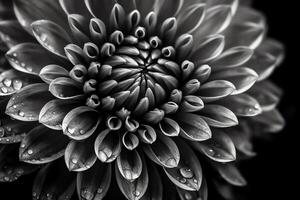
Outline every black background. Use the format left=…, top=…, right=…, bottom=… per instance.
left=0, top=0, right=299, bottom=200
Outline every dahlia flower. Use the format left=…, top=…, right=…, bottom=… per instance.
left=0, top=0, right=285, bottom=199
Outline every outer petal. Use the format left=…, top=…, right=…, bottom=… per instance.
left=31, top=20, right=72, bottom=58
left=143, top=134, right=180, bottom=168
left=176, top=179, right=208, bottom=200
left=6, top=83, right=53, bottom=121
left=213, top=162, right=247, bottom=186
left=175, top=113, right=212, bottom=141
left=116, top=155, right=149, bottom=200
left=62, top=106, right=101, bottom=140
left=191, top=129, right=236, bottom=162
left=164, top=139, right=202, bottom=191
left=76, top=161, right=111, bottom=200
left=39, top=64, right=70, bottom=84
left=6, top=43, right=65, bottom=75
left=32, top=160, right=76, bottom=200
left=251, top=109, right=285, bottom=133
left=65, top=138, right=97, bottom=172
left=49, top=77, right=83, bottom=99
left=19, top=125, right=69, bottom=164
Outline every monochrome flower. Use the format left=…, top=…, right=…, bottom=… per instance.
left=0, top=0, right=285, bottom=199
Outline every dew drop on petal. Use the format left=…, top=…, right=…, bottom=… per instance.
left=18, top=111, right=25, bottom=117
left=97, top=188, right=103, bottom=194
left=81, top=189, right=94, bottom=200
left=27, top=149, right=33, bottom=155
left=179, top=167, right=194, bottom=179
left=133, top=190, right=140, bottom=197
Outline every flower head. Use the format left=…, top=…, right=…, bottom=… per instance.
left=0, top=0, right=285, bottom=199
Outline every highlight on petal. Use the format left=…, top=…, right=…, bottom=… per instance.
left=6, top=83, right=53, bottom=121
left=115, top=155, right=149, bottom=200
left=32, top=160, right=75, bottom=200
left=65, top=138, right=97, bottom=172
left=39, top=64, right=69, bottom=84
left=210, top=67, right=258, bottom=95
left=198, top=105, right=238, bottom=128
left=164, top=139, right=202, bottom=191
left=213, top=162, right=247, bottom=186
left=76, top=161, right=111, bottom=200
left=19, top=125, right=69, bottom=164
left=137, top=125, right=157, bottom=144
left=122, top=132, right=140, bottom=150
left=219, top=93, right=262, bottom=117
left=49, top=77, right=83, bottom=99
left=94, top=129, right=121, bottom=163
left=31, top=20, right=72, bottom=58
left=175, top=113, right=212, bottom=141
left=117, top=149, right=142, bottom=181
left=191, top=129, right=236, bottom=162
left=62, top=106, right=101, bottom=140
left=143, top=134, right=180, bottom=168
left=158, top=118, right=180, bottom=137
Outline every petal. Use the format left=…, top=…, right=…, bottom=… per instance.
left=49, top=77, right=83, bottom=99
left=191, top=34, right=225, bottom=64
left=248, top=81, right=282, bottom=111
left=117, top=149, right=142, bottom=181
left=197, top=80, right=235, bottom=103
left=19, top=125, right=69, bottom=164
left=68, top=14, right=90, bottom=45
left=31, top=20, right=72, bottom=58
left=122, top=132, right=140, bottom=150
left=115, top=155, right=149, bottom=200
left=210, top=46, right=253, bottom=70
left=164, top=139, right=202, bottom=191
left=76, top=161, right=111, bottom=200
left=251, top=109, right=285, bottom=133
left=39, top=98, right=82, bottom=130
left=210, top=67, right=258, bottom=95
left=84, top=0, right=115, bottom=24
left=198, top=105, right=238, bottom=128
left=6, top=43, right=65, bottom=75
left=62, top=106, right=101, bottom=140
left=39, top=64, right=70, bottom=84
left=0, top=69, right=38, bottom=96
left=213, top=162, right=247, bottom=186
left=32, top=160, right=76, bottom=200
left=143, top=134, right=180, bottom=168
left=135, top=0, right=156, bottom=17
left=140, top=163, right=163, bottom=200
left=137, top=125, right=157, bottom=144
left=94, top=129, right=121, bottom=163
left=155, top=0, right=183, bottom=23
left=64, top=44, right=87, bottom=65
left=65, top=138, right=97, bottom=172
left=225, top=93, right=263, bottom=116
left=176, top=178, right=208, bottom=200
left=0, top=115, right=36, bottom=144
left=6, top=83, right=53, bottom=121
left=191, top=129, right=236, bottom=162
left=13, top=0, right=67, bottom=33
left=194, top=5, right=232, bottom=40
left=180, top=95, right=204, bottom=112
left=158, top=118, right=180, bottom=137
left=257, top=38, right=285, bottom=66
left=60, top=0, right=91, bottom=17
left=175, top=113, right=212, bottom=141
left=0, top=20, right=33, bottom=48
left=192, top=64, right=211, bottom=83
left=0, top=144, right=39, bottom=182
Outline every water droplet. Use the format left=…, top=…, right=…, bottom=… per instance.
left=4, top=176, right=9, bottom=182
left=26, top=66, right=33, bottom=72
left=180, top=167, right=194, bottom=179
left=133, top=190, right=140, bottom=197
left=207, top=148, right=215, bottom=156
left=28, top=149, right=33, bottom=155
left=79, top=129, right=85, bottom=135
left=1, top=87, right=8, bottom=93
left=81, top=189, right=94, bottom=200
left=97, top=188, right=103, bottom=194
left=71, top=158, right=78, bottom=164
left=21, top=62, right=26, bottom=67
left=3, top=79, right=12, bottom=87
left=180, top=178, right=187, bottom=183
left=13, top=80, right=23, bottom=90
left=18, top=111, right=25, bottom=117
left=20, top=143, right=25, bottom=148
left=67, top=127, right=76, bottom=134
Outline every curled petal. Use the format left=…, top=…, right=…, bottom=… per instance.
left=164, top=139, right=202, bottom=191
left=192, top=64, right=211, bottom=83
left=180, top=95, right=204, bottom=112
left=191, top=129, right=236, bottom=162
left=122, top=132, right=140, bottom=150
left=64, top=44, right=87, bottom=65
left=62, top=106, right=101, bottom=140
left=32, top=160, right=75, bottom=200
left=6, top=43, right=65, bottom=75
left=115, top=155, right=149, bottom=200
left=94, top=129, right=121, bottom=163
left=198, top=105, right=238, bottom=128
left=49, top=77, right=83, bottom=99
left=143, top=134, right=180, bottom=168
left=85, top=0, right=115, bottom=24
left=65, top=138, right=97, bottom=172
left=213, top=162, right=247, bottom=186
left=19, top=125, right=69, bottom=164
left=6, top=83, right=53, bottom=121
left=117, top=149, right=143, bottom=181
left=76, top=161, right=111, bottom=200
left=210, top=67, right=258, bottom=95
left=191, top=34, right=225, bottom=64
left=31, top=20, right=72, bottom=58
left=175, top=113, right=211, bottom=141
left=137, top=125, right=157, bottom=144
left=159, top=118, right=180, bottom=137
left=39, top=64, right=69, bottom=84
left=60, top=0, right=91, bottom=16
left=68, top=14, right=90, bottom=45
